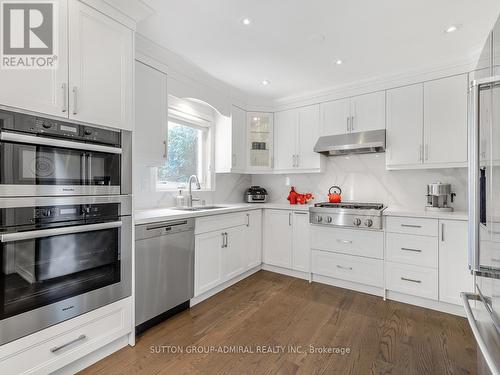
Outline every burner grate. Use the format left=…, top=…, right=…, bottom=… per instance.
left=314, top=202, right=384, bottom=210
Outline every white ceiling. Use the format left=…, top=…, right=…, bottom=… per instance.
left=138, top=0, right=500, bottom=101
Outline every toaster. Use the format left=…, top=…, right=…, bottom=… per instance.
left=245, top=186, right=268, bottom=203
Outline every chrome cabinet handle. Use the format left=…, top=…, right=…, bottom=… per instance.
left=163, top=141, right=167, bottom=160
left=401, top=277, right=421, bottom=284
left=221, top=232, right=225, bottom=248
left=401, top=224, right=421, bottom=228
left=296, top=154, right=300, bottom=167
left=292, top=154, right=296, bottom=167
left=1, top=221, right=122, bottom=243
left=246, top=213, right=250, bottom=227
left=462, top=291, right=500, bottom=375
left=72, top=86, right=78, bottom=115
left=50, top=335, right=87, bottom=353
left=336, top=265, right=353, bottom=271
left=61, top=83, right=67, bottom=113
left=441, top=222, right=445, bottom=242
left=289, top=212, right=292, bottom=226
left=346, top=117, right=350, bottom=132
left=0, top=132, right=122, bottom=154
left=425, top=144, right=429, bottom=161
left=350, top=116, right=354, bottom=131
left=419, top=144, right=423, bottom=162
left=401, top=247, right=422, bottom=253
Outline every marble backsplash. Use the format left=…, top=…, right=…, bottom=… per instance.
left=251, top=153, right=468, bottom=212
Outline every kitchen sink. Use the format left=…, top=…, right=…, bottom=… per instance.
left=173, top=205, right=227, bottom=212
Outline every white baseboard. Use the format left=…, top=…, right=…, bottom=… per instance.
left=190, top=266, right=262, bottom=306
left=386, top=291, right=466, bottom=317
left=53, top=335, right=130, bottom=375
left=261, top=264, right=310, bottom=280
left=312, top=273, right=385, bottom=297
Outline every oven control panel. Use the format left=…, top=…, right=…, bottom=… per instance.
left=309, top=213, right=382, bottom=230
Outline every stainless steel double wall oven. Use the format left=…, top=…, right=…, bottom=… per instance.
left=0, top=109, right=132, bottom=345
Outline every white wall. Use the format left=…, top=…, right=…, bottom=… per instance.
left=252, top=153, right=468, bottom=211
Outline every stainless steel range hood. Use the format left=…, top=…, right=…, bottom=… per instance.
left=313, top=129, right=386, bottom=156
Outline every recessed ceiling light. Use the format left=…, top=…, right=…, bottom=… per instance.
left=445, top=24, right=461, bottom=33
left=262, top=80, right=270, bottom=86
left=242, top=18, right=252, bottom=25
left=335, top=59, right=343, bottom=65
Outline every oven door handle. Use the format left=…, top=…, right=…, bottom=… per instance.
left=0, top=131, right=122, bottom=155
left=0, top=221, right=123, bottom=243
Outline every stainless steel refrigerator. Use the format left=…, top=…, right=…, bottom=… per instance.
left=465, top=14, right=500, bottom=375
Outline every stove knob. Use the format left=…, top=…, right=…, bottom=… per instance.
left=316, top=215, right=323, bottom=223
left=353, top=218, right=361, bottom=226
left=325, top=216, right=332, bottom=223
left=365, top=219, right=373, bottom=227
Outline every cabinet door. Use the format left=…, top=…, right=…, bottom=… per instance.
left=297, top=104, right=321, bottom=170
left=350, top=91, right=386, bottom=132
left=292, top=212, right=310, bottom=272
left=245, top=211, right=262, bottom=269
left=134, top=61, right=167, bottom=166
left=263, top=210, right=292, bottom=268
left=0, top=0, right=68, bottom=117
left=274, top=109, right=298, bottom=171
left=320, top=98, right=350, bottom=136
left=424, top=75, right=468, bottom=166
left=68, top=1, right=133, bottom=130
left=438, top=220, right=474, bottom=305
left=247, top=112, right=274, bottom=170
left=386, top=84, right=424, bottom=167
left=222, top=225, right=247, bottom=280
left=195, top=231, right=223, bottom=296
left=231, top=106, right=247, bottom=172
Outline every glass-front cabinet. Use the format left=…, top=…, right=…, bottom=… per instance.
left=246, top=112, right=274, bottom=171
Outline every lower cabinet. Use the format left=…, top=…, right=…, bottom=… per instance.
left=263, top=209, right=311, bottom=272
left=194, top=210, right=262, bottom=297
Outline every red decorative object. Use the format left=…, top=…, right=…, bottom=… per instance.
left=328, top=186, right=342, bottom=203
left=287, top=186, right=314, bottom=205
left=287, top=186, right=298, bottom=205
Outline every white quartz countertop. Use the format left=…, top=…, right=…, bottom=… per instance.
left=135, top=203, right=312, bottom=225
left=383, top=208, right=468, bottom=221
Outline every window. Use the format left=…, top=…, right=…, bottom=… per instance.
left=157, top=115, right=213, bottom=190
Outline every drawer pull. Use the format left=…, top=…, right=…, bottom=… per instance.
left=401, top=247, right=422, bottom=253
left=401, top=277, right=422, bottom=284
left=401, top=224, right=422, bottom=228
left=337, top=239, right=352, bottom=244
left=336, top=265, right=353, bottom=271
left=50, top=334, right=87, bottom=353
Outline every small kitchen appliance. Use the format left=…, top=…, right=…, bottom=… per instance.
left=245, top=186, right=268, bottom=203
left=425, top=182, right=455, bottom=212
left=328, top=186, right=342, bottom=203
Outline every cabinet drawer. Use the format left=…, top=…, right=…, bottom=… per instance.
left=386, top=233, right=438, bottom=268
left=195, top=212, right=249, bottom=234
left=312, top=250, right=384, bottom=287
left=386, top=216, right=438, bottom=236
left=311, top=226, right=383, bottom=259
left=0, top=299, right=131, bottom=374
left=386, top=262, right=438, bottom=300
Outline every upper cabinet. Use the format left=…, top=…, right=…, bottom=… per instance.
left=320, top=91, right=385, bottom=136
left=246, top=112, right=274, bottom=171
left=386, top=74, right=468, bottom=169
left=135, top=61, right=168, bottom=166
left=274, top=104, right=322, bottom=173
left=231, top=106, right=248, bottom=173
left=68, top=1, right=133, bottom=130
left=0, top=0, right=133, bottom=131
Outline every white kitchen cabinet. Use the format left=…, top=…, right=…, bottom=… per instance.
left=263, top=210, right=293, bottom=268
left=292, top=212, right=311, bottom=272
left=423, top=75, right=468, bottom=166
left=222, top=225, right=247, bottom=280
left=439, top=220, right=474, bottom=305
left=274, top=105, right=322, bottom=173
left=247, top=112, right=274, bottom=171
left=320, top=98, right=350, bottom=136
left=231, top=106, right=248, bottom=172
left=245, top=210, right=263, bottom=269
left=386, top=83, right=424, bottom=168
left=68, top=1, right=133, bottom=130
left=386, top=262, right=438, bottom=300
left=350, top=91, right=386, bottom=133
left=0, top=1, right=68, bottom=117
left=135, top=61, right=167, bottom=166
left=274, top=109, right=297, bottom=170
left=195, top=230, right=223, bottom=296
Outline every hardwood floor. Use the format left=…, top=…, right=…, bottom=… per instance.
left=79, top=271, right=477, bottom=375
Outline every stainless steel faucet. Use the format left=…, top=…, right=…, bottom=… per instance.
left=186, top=175, right=201, bottom=207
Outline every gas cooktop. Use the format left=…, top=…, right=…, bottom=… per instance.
left=309, top=201, right=386, bottom=229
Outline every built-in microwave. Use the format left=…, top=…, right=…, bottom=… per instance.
left=0, top=109, right=131, bottom=196
left=0, top=195, right=132, bottom=345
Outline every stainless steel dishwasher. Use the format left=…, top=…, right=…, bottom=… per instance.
left=135, top=218, right=195, bottom=333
